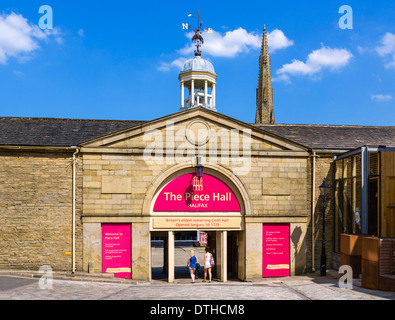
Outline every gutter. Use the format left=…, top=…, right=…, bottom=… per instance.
left=0, top=145, right=78, bottom=152
left=312, top=149, right=350, bottom=154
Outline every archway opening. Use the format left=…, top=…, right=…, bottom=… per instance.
left=149, top=169, right=248, bottom=282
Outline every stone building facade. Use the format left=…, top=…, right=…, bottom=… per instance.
left=1, top=29, right=394, bottom=283
left=1, top=112, right=394, bottom=281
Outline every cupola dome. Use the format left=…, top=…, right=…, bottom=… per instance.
left=181, top=56, right=215, bottom=75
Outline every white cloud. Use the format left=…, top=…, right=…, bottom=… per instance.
left=370, top=94, right=393, bottom=102
left=179, top=27, right=293, bottom=58
left=308, top=46, right=352, bottom=69
left=0, top=12, right=61, bottom=64
left=159, top=27, right=293, bottom=72
left=12, top=70, right=24, bottom=77
left=357, top=45, right=368, bottom=54
left=267, top=29, right=294, bottom=52
left=375, top=32, right=395, bottom=69
left=157, top=57, right=187, bottom=72
left=275, top=46, right=353, bottom=82
left=278, top=59, right=319, bottom=76
left=77, top=29, right=84, bottom=37
left=179, top=28, right=261, bottom=58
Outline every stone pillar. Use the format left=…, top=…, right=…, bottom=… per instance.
left=216, top=230, right=227, bottom=282
left=245, top=223, right=262, bottom=280
left=168, top=231, right=175, bottom=283
left=132, top=223, right=150, bottom=281
left=191, top=80, right=195, bottom=106
left=238, top=231, right=246, bottom=280
left=163, top=236, right=168, bottom=274
left=212, top=83, right=216, bottom=109
left=82, top=223, right=102, bottom=274
left=180, top=81, right=184, bottom=109
left=290, top=223, right=307, bottom=276
left=222, top=230, right=227, bottom=282
left=204, top=80, right=208, bottom=106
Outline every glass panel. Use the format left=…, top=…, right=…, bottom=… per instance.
left=335, top=160, right=343, bottom=180
left=392, top=240, right=395, bottom=275
left=368, top=178, right=378, bottom=236
left=369, top=153, right=379, bottom=176
left=354, top=177, right=362, bottom=234
left=344, top=158, right=352, bottom=178
left=343, top=179, right=353, bottom=233
left=334, top=181, right=342, bottom=251
left=355, top=155, right=361, bottom=177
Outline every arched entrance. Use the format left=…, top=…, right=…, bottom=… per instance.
left=146, top=163, right=249, bottom=282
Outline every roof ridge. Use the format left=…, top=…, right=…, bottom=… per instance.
left=0, top=116, right=146, bottom=122
left=252, top=123, right=395, bottom=128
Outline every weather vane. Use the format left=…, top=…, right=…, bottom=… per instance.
left=182, top=10, right=212, bottom=56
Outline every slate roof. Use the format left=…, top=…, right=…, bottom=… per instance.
left=0, top=117, right=145, bottom=147
left=0, top=117, right=394, bottom=150
left=255, top=123, right=395, bottom=150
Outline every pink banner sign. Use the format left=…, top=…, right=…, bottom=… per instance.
left=199, top=231, right=208, bottom=246
left=102, top=224, right=131, bottom=279
left=153, top=173, right=240, bottom=212
left=262, top=223, right=290, bottom=277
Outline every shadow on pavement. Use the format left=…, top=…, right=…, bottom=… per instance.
left=0, top=275, right=38, bottom=291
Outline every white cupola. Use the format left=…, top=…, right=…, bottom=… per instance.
left=179, top=56, right=217, bottom=111
left=178, top=17, right=217, bottom=111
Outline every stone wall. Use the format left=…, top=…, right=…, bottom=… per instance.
left=0, top=114, right=337, bottom=279
left=0, top=151, right=83, bottom=271
left=82, top=153, right=309, bottom=219
left=82, top=153, right=163, bottom=217
left=81, top=148, right=310, bottom=279
left=243, top=156, right=308, bottom=217
left=305, top=153, right=335, bottom=272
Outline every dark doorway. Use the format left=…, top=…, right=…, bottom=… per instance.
left=368, top=178, right=379, bottom=236
left=151, top=230, right=241, bottom=282
left=151, top=231, right=168, bottom=281
left=227, top=231, right=239, bottom=280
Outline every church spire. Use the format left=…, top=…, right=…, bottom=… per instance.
left=255, top=25, right=275, bottom=124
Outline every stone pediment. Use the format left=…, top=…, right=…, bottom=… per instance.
left=79, top=107, right=309, bottom=155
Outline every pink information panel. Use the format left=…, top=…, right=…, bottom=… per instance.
left=262, top=223, right=290, bottom=277
left=153, top=173, right=240, bottom=212
left=102, top=224, right=131, bottom=279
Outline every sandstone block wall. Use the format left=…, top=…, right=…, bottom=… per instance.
left=82, top=153, right=309, bottom=218
left=0, top=115, right=338, bottom=278
left=305, top=154, right=335, bottom=272
left=0, top=151, right=83, bottom=271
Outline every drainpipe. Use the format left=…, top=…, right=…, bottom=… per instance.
left=72, top=147, right=79, bottom=273
left=311, top=151, right=316, bottom=272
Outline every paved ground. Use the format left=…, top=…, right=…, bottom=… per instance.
left=152, top=247, right=206, bottom=268
left=1, top=247, right=394, bottom=301
left=1, top=269, right=394, bottom=301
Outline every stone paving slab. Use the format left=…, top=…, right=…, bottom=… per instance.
left=0, top=269, right=394, bottom=300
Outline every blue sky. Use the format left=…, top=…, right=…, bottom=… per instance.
left=0, top=0, right=394, bottom=125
